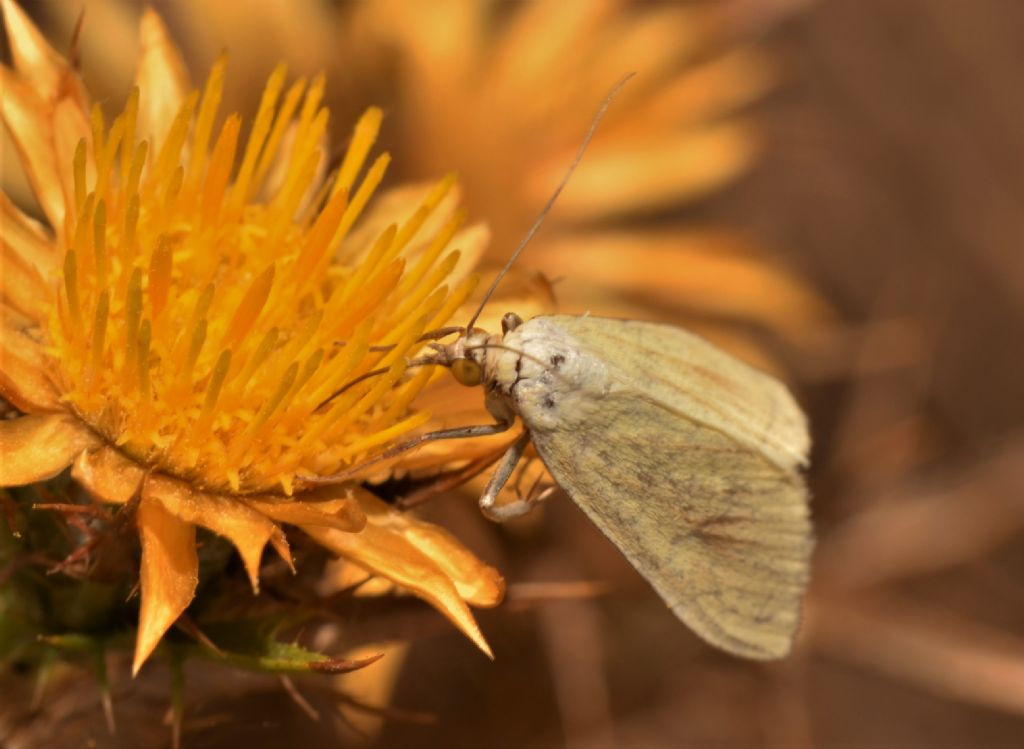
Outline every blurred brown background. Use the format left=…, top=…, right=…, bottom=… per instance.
left=4, top=1, right=1024, bottom=747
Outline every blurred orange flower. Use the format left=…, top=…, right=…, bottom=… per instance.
left=24, top=0, right=830, bottom=369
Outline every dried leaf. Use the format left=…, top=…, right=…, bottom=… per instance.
left=197, top=616, right=384, bottom=675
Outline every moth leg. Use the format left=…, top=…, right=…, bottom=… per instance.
left=396, top=443, right=510, bottom=510
left=523, top=467, right=557, bottom=506
left=479, top=432, right=543, bottom=523
left=301, top=420, right=513, bottom=485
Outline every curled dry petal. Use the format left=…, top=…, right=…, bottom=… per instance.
left=245, top=485, right=366, bottom=533
left=348, top=489, right=505, bottom=607
left=0, top=413, right=98, bottom=485
left=397, top=517, right=506, bottom=608
left=303, top=489, right=504, bottom=657
left=73, top=446, right=146, bottom=504
left=133, top=493, right=198, bottom=675
left=143, top=474, right=281, bottom=592
left=134, top=9, right=191, bottom=148
left=0, top=321, right=60, bottom=412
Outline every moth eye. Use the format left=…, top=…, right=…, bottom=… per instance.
left=451, top=358, right=483, bottom=387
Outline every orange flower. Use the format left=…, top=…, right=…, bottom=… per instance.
left=19, top=2, right=831, bottom=370
left=353, top=0, right=830, bottom=365
left=0, top=0, right=504, bottom=674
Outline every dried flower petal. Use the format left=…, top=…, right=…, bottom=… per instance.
left=304, top=489, right=502, bottom=657
left=246, top=486, right=366, bottom=533
left=0, top=322, right=60, bottom=412
left=143, top=474, right=279, bottom=592
left=0, top=413, right=98, bottom=484
left=0, top=0, right=85, bottom=103
left=134, top=8, right=191, bottom=148
left=72, top=445, right=145, bottom=504
left=134, top=491, right=198, bottom=674
left=0, top=243, right=51, bottom=322
left=1, top=190, right=56, bottom=275
left=0, top=66, right=69, bottom=229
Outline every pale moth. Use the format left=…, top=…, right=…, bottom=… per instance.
left=314, top=75, right=813, bottom=660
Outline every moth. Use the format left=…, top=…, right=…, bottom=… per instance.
left=314, top=75, right=813, bottom=659
left=426, top=311, right=812, bottom=660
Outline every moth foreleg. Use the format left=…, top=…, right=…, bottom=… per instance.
left=479, top=432, right=541, bottom=522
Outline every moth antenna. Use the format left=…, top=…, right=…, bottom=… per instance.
left=418, top=326, right=465, bottom=342
left=335, top=327, right=463, bottom=352
left=464, top=72, right=636, bottom=332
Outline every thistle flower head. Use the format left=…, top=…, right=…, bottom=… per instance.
left=0, top=0, right=502, bottom=677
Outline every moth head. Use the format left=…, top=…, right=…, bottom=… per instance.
left=444, top=329, right=491, bottom=387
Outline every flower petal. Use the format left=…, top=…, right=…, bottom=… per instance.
left=1, top=187, right=55, bottom=275
left=533, top=121, right=757, bottom=220
left=133, top=492, right=197, bottom=675
left=143, top=474, right=279, bottom=592
left=304, top=488, right=500, bottom=656
left=245, top=485, right=366, bottom=533
left=447, top=222, right=490, bottom=291
left=0, top=240, right=51, bottom=323
left=536, top=230, right=832, bottom=336
left=134, top=9, right=191, bottom=149
left=345, top=180, right=464, bottom=265
left=0, top=413, right=98, bottom=486
left=72, top=446, right=145, bottom=504
left=633, top=48, right=776, bottom=132
left=0, top=319, right=60, bottom=412
left=0, top=66, right=69, bottom=230
left=396, top=513, right=505, bottom=608
left=0, top=0, right=87, bottom=104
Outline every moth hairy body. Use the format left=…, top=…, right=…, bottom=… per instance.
left=439, top=313, right=813, bottom=660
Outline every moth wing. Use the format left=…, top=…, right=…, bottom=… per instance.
left=543, top=315, right=810, bottom=470
left=525, top=389, right=812, bottom=660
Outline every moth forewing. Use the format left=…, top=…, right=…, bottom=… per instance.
left=482, top=315, right=813, bottom=659
left=544, top=316, right=811, bottom=471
